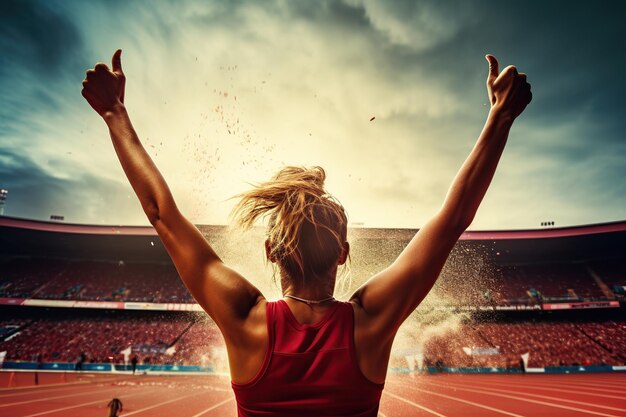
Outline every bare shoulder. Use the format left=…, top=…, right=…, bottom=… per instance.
left=348, top=297, right=394, bottom=384
left=348, top=297, right=392, bottom=345
left=348, top=289, right=398, bottom=341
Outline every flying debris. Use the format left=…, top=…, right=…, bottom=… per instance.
left=369, top=117, right=376, bottom=121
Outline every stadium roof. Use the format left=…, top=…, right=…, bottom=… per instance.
left=1, top=215, right=625, bottom=264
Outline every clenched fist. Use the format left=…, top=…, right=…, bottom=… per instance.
left=82, top=49, right=126, bottom=116
left=485, top=54, right=532, bottom=120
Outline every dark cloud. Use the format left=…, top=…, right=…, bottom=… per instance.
left=458, top=1, right=626, bottom=132
left=0, top=0, right=83, bottom=78
left=0, top=148, right=145, bottom=224
left=346, top=0, right=626, bottom=176
left=356, top=1, right=625, bottom=122
left=0, top=0, right=624, bottom=227
left=0, top=0, right=88, bottom=142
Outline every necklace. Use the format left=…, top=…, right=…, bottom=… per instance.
left=283, top=294, right=336, bottom=306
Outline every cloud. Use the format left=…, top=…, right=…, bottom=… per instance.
left=344, top=0, right=475, bottom=51
left=0, top=1, right=83, bottom=77
left=0, top=147, right=146, bottom=224
left=0, top=0, right=624, bottom=229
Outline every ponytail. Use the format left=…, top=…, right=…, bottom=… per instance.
left=232, top=166, right=348, bottom=282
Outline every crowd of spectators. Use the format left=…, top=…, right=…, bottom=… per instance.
left=169, top=320, right=224, bottom=366
left=0, top=257, right=622, bottom=305
left=575, top=321, right=626, bottom=360
left=419, top=321, right=625, bottom=369
left=1, top=315, right=624, bottom=369
left=0, top=255, right=624, bottom=370
left=494, top=263, right=606, bottom=302
left=589, top=259, right=626, bottom=300
left=0, top=316, right=189, bottom=364
left=0, top=259, right=68, bottom=298
left=0, top=258, right=193, bottom=303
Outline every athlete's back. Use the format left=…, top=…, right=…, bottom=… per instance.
left=232, top=300, right=384, bottom=417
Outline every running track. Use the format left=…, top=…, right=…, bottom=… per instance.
left=1, top=372, right=625, bottom=416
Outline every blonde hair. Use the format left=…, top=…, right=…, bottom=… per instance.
left=232, top=166, right=348, bottom=284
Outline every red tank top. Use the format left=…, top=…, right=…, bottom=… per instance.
left=231, top=299, right=385, bottom=417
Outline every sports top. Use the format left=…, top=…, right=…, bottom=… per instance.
left=231, top=299, right=385, bottom=416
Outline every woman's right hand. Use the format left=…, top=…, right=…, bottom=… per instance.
left=82, top=49, right=126, bottom=117
left=486, top=54, right=532, bottom=120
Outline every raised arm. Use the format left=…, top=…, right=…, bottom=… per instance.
left=350, top=55, right=532, bottom=338
left=81, top=50, right=263, bottom=335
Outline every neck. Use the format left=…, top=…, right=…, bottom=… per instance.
left=280, top=270, right=336, bottom=302
left=284, top=294, right=335, bottom=304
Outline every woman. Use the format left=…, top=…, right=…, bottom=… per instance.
left=82, top=50, right=531, bottom=416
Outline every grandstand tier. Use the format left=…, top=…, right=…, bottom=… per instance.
left=1, top=215, right=625, bottom=371
left=1, top=216, right=625, bottom=306
left=1, top=307, right=624, bottom=369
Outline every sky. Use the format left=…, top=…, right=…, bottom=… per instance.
left=0, top=0, right=624, bottom=230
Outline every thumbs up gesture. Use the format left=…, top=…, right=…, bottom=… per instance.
left=485, top=54, right=532, bottom=120
left=82, top=49, right=126, bottom=116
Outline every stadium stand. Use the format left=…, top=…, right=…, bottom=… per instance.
left=1, top=311, right=624, bottom=369
left=495, top=263, right=606, bottom=302
left=1, top=259, right=193, bottom=303
left=169, top=321, right=226, bottom=366
left=413, top=319, right=626, bottom=369
left=588, top=258, right=626, bottom=300
left=1, top=216, right=625, bottom=371
left=0, top=258, right=618, bottom=305
left=0, top=314, right=189, bottom=364
left=575, top=321, right=626, bottom=361
left=0, top=258, right=68, bottom=299
left=474, top=322, right=621, bottom=367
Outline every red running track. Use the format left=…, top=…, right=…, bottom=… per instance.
left=0, top=372, right=625, bottom=417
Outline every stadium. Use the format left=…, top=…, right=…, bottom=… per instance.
left=3, top=0, right=626, bottom=416
left=1, top=215, right=625, bottom=416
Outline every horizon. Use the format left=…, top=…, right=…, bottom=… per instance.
left=2, top=213, right=625, bottom=234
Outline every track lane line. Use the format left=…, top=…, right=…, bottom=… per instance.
left=123, top=389, right=209, bottom=416
left=416, top=380, right=623, bottom=417
left=528, top=382, right=626, bottom=394
left=0, top=374, right=133, bottom=399
left=0, top=383, right=103, bottom=399
left=0, top=385, right=121, bottom=407
left=457, top=378, right=626, bottom=399
left=0, top=375, right=125, bottom=393
left=533, top=381, right=626, bottom=392
left=383, top=391, right=449, bottom=417
left=189, top=397, right=234, bottom=417
left=430, top=379, right=626, bottom=412
left=0, top=380, right=90, bottom=392
left=18, top=387, right=160, bottom=417
left=580, top=376, right=626, bottom=382
left=513, top=377, right=626, bottom=390
left=386, top=383, right=525, bottom=417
